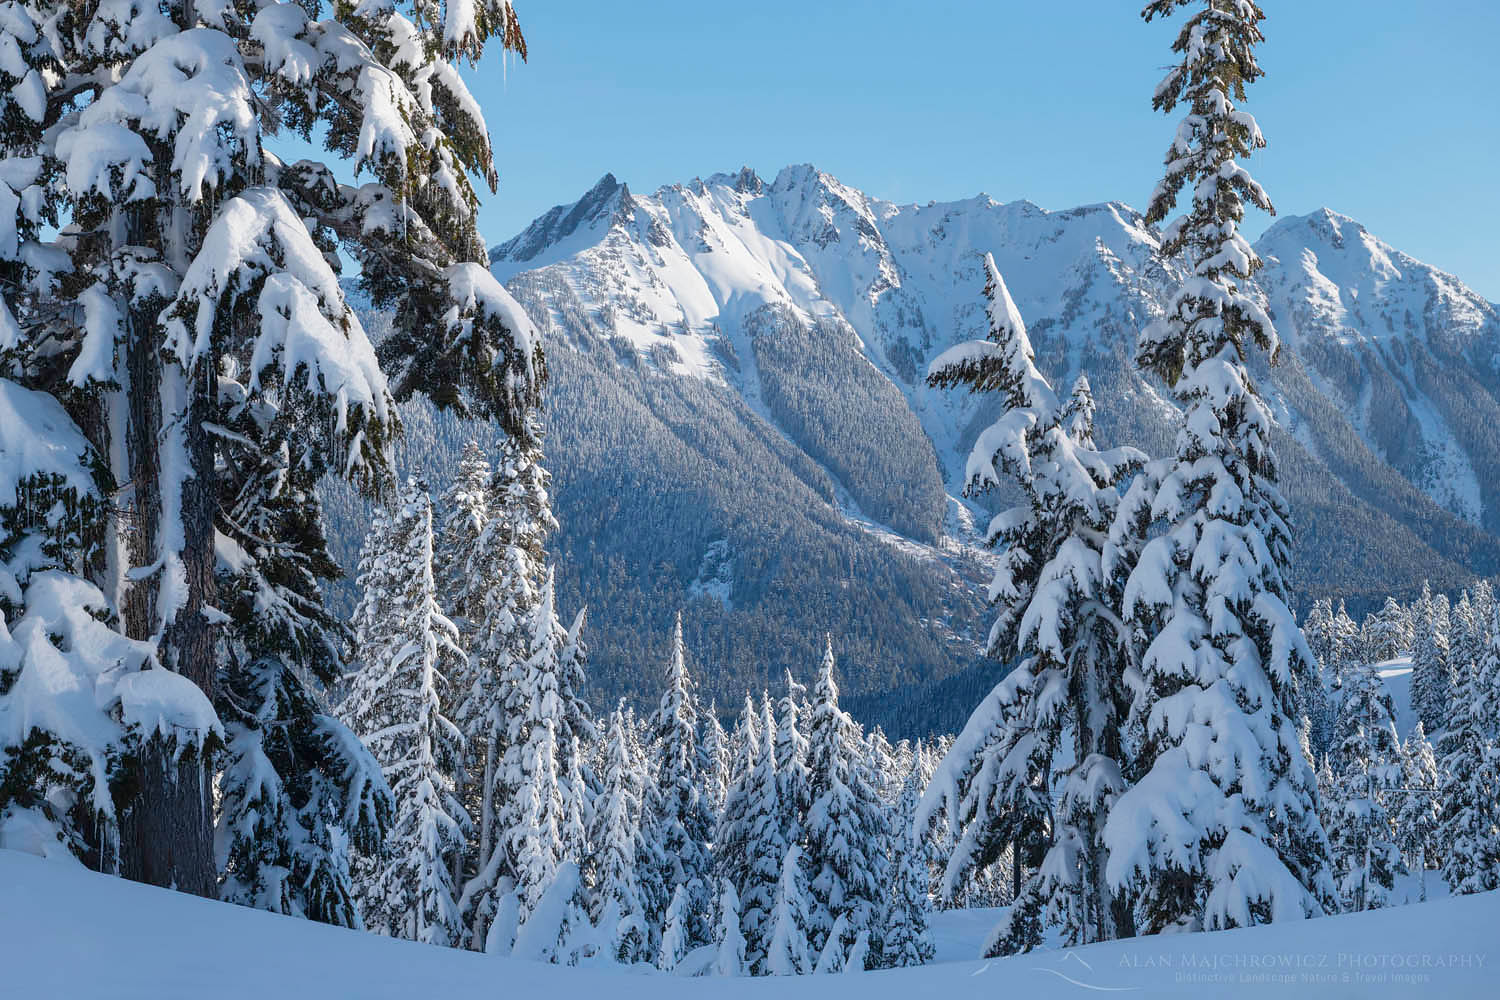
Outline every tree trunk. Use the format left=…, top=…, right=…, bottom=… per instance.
left=116, top=286, right=218, bottom=898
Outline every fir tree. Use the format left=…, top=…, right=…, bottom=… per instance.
left=733, top=692, right=761, bottom=782
left=339, top=479, right=469, bottom=944
left=701, top=701, right=732, bottom=817
left=512, top=860, right=592, bottom=966
left=711, top=878, right=748, bottom=976
left=765, top=844, right=812, bottom=976
left=737, top=697, right=787, bottom=975
left=1438, top=611, right=1500, bottom=896
left=1410, top=584, right=1452, bottom=736
left=1394, top=723, right=1441, bottom=902
left=647, top=613, right=715, bottom=947
left=0, top=0, right=536, bottom=894
left=0, top=383, right=218, bottom=868
left=924, top=254, right=1144, bottom=952
left=453, top=419, right=590, bottom=945
left=775, top=682, right=812, bottom=848
left=589, top=706, right=651, bottom=963
left=657, top=883, right=692, bottom=971
left=1103, top=0, right=1335, bottom=933
left=803, top=637, right=889, bottom=966
left=882, top=757, right=936, bottom=968
left=213, top=404, right=393, bottom=925
left=1362, top=597, right=1409, bottom=663
left=1324, top=660, right=1403, bottom=911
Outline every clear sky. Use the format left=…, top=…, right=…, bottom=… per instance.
left=466, top=1, right=1500, bottom=301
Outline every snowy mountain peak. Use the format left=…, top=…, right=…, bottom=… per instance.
left=491, top=172, right=633, bottom=265
left=1256, top=208, right=1499, bottom=352
left=492, top=165, right=1500, bottom=540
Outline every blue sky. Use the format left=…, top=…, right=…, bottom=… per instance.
left=467, top=1, right=1500, bottom=300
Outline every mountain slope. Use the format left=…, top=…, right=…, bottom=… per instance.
left=328, top=165, right=1499, bottom=734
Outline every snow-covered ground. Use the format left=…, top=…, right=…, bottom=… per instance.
left=5, top=850, right=1496, bottom=998
left=1377, top=657, right=1417, bottom=737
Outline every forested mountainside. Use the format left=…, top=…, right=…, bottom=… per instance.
left=324, top=165, right=1500, bottom=732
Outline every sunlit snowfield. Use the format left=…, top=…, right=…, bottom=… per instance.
left=5, top=849, right=1492, bottom=999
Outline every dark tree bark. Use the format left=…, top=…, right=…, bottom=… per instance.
left=115, top=288, right=218, bottom=898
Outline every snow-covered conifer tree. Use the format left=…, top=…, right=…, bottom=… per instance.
left=802, top=638, right=888, bottom=966
left=1450, top=590, right=1480, bottom=679
left=648, top=613, right=715, bottom=947
left=882, top=757, right=935, bottom=968
left=1362, top=597, right=1409, bottom=663
left=711, top=878, right=748, bottom=976
left=513, top=860, right=592, bottom=965
left=340, top=479, right=469, bottom=943
left=735, top=697, right=787, bottom=975
left=733, top=692, right=761, bottom=782
left=1102, top=0, right=1335, bottom=933
left=1411, top=585, right=1452, bottom=736
left=0, top=0, right=537, bottom=894
left=1394, top=723, right=1441, bottom=901
left=921, top=256, right=1142, bottom=952
left=1324, top=660, right=1403, bottom=911
left=657, top=883, right=691, bottom=971
left=764, top=845, right=811, bottom=976
left=452, top=417, right=590, bottom=944
left=213, top=402, right=393, bottom=925
left=701, top=702, right=732, bottom=816
left=500, top=576, right=576, bottom=919
left=1438, top=611, right=1500, bottom=896
left=775, top=682, right=811, bottom=847
left=588, top=706, right=651, bottom=963
left=0, top=384, right=219, bottom=865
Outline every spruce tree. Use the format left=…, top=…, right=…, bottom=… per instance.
left=925, top=254, right=1144, bottom=952
left=0, top=0, right=537, bottom=895
left=1438, top=611, right=1500, bottom=896
left=1104, top=0, right=1335, bottom=933
left=339, top=479, right=469, bottom=944
left=802, top=638, right=889, bottom=966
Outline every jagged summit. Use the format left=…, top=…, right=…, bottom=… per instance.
left=487, top=163, right=1500, bottom=571
left=491, top=172, right=633, bottom=265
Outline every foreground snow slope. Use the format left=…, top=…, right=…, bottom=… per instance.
left=4, top=850, right=1494, bottom=998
